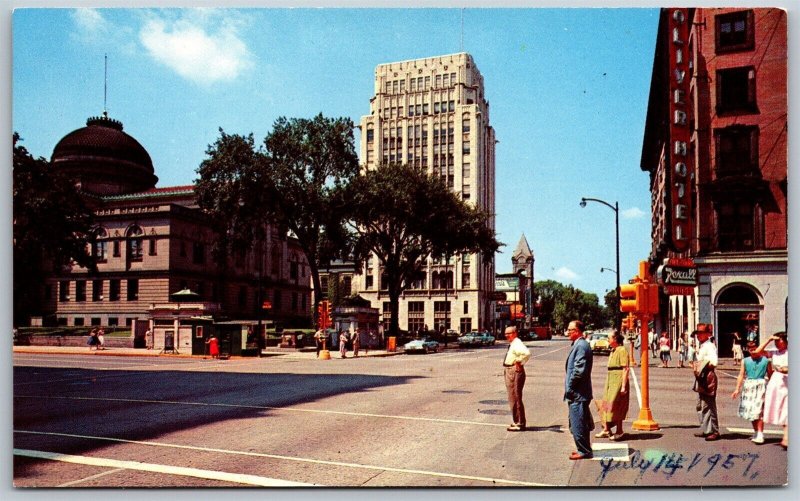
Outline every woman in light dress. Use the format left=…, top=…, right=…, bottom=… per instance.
left=757, top=332, right=788, bottom=449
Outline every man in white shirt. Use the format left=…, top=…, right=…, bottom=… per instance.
left=693, top=323, right=719, bottom=441
left=503, top=326, right=531, bottom=431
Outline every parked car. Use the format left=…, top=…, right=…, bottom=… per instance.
left=588, top=331, right=611, bottom=355
left=475, top=331, right=496, bottom=346
left=457, top=331, right=482, bottom=347
left=403, top=337, right=440, bottom=354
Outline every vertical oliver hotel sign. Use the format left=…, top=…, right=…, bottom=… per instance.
left=669, top=8, right=692, bottom=253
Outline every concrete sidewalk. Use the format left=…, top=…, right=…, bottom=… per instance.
left=11, top=344, right=403, bottom=359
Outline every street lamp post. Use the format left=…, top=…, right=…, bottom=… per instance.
left=580, top=197, right=620, bottom=331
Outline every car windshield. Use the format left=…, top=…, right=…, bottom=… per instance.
left=591, top=333, right=607, bottom=341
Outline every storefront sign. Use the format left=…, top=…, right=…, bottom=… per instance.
left=657, top=257, right=697, bottom=295
left=668, top=8, right=693, bottom=253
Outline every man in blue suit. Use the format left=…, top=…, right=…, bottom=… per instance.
left=564, top=320, right=594, bottom=460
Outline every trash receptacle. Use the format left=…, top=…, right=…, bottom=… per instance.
left=388, top=336, right=396, bottom=352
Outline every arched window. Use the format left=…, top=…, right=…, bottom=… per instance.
left=127, top=225, right=144, bottom=261
left=92, top=228, right=108, bottom=261
left=717, top=285, right=760, bottom=304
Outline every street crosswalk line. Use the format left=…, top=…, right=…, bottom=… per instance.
left=15, top=432, right=552, bottom=486
left=14, top=448, right=315, bottom=487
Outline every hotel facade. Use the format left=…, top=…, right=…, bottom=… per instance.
left=640, top=8, right=787, bottom=356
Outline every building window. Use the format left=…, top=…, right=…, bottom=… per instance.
left=462, top=141, right=470, bottom=154
left=464, top=301, right=469, bottom=314
left=91, top=317, right=101, bottom=326
left=192, top=242, right=205, bottom=264
left=717, top=201, right=756, bottom=252
left=366, top=273, right=374, bottom=289
left=292, top=292, right=298, bottom=312
left=460, top=317, right=472, bottom=333
left=113, top=241, right=121, bottom=257
left=290, top=260, right=299, bottom=280
left=407, top=300, right=425, bottom=334
left=127, top=279, right=139, bottom=301
left=92, top=280, right=103, bottom=302
left=716, top=66, right=757, bottom=115
left=93, top=228, right=108, bottom=261
left=108, top=317, right=118, bottom=326
left=59, top=281, right=69, bottom=302
left=462, top=185, right=471, bottom=200
left=127, top=225, right=144, bottom=261
left=74, top=317, right=85, bottom=327
left=109, top=279, right=120, bottom=301
left=462, top=271, right=471, bottom=288
left=367, top=128, right=374, bottom=142
left=716, top=10, right=754, bottom=53
left=715, top=126, right=759, bottom=177
left=149, top=238, right=157, bottom=256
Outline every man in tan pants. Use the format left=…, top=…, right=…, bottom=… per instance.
left=503, top=326, right=531, bottom=431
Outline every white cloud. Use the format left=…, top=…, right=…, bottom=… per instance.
left=621, top=207, right=647, bottom=219
left=555, top=267, right=579, bottom=282
left=71, top=8, right=110, bottom=41
left=139, top=11, right=253, bottom=86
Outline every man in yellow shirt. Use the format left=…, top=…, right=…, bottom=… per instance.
left=503, top=326, right=532, bottom=431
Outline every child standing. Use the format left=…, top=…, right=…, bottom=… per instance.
left=731, top=341, right=770, bottom=444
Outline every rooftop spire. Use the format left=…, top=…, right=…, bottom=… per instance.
left=103, top=53, right=108, bottom=118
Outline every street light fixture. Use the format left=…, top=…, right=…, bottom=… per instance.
left=600, top=267, right=617, bottom=274
left=580, top=197, right=621, bottom=331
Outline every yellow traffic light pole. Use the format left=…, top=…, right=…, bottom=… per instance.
left=621, top=261, right=660, bottom=431
left=318, top=300, right=332, bottom=360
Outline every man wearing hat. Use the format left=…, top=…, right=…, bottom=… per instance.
left=693, top=323, right=720, bottom=441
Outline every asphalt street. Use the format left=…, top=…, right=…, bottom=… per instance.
left=12, top=338, right=789, bottom=488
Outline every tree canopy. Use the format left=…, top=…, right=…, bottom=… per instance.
left=533, top=279, right=606, bottom=333
left=13, top=133, right=96, bottom=325
left=345, top=162, right=501, bottom=336
left=195, top=114, right=360, bottom=321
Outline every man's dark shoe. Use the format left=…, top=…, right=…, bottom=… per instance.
left=693, top=432, right=707, bottom=438
left=705, top=433, right=721, bottom=441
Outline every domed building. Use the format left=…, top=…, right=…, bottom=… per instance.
left=40, top=114, right=312, bottom=353
left=51, top=114, right=157, bottom=196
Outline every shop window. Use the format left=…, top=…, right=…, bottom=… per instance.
left=716, top=10, right=754, bottom=53
left=716, top=66, right=757, bottom=115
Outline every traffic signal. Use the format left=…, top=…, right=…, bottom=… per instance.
left=317, top=300, right=331, bottom=330
left=623, top=313, right=636, bottom=331
left=620, top=282, right=643, bottom=313
left=645, top=283, right=660, bottom=316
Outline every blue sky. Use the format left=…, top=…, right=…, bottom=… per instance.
left=13, top=7, right=661, bottom=303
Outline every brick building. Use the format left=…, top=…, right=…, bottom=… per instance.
left=640, top=8, right=787, bottom=355
left=38, top=114, right=311, bottom=348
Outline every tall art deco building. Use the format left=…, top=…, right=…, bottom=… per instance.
left=355, top=53, right=496, bottom=334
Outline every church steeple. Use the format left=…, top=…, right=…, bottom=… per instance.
left=511, top=234, right=534, bottom=279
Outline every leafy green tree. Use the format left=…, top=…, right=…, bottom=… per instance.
left=535, top=279, right=605, bottom=333
left=13, top=133, right=96, bottom=325
left=345, top=163, right=500, bottom=337
left=533, top=279, right=566, bottom=329
left=603, top=288, right=619, bottom=328
left=195, top=114, right=360, bottom=323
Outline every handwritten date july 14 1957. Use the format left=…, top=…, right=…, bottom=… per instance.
left=597, top=450, right=761, bottom=485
